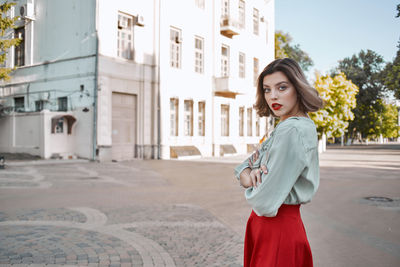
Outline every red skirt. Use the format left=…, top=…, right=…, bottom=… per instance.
left=244, top=204, right=313, bottom=267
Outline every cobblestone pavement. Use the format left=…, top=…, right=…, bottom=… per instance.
left=0, top=144, right=399, bottom=267
left=0, top=162, right=243, bottom=267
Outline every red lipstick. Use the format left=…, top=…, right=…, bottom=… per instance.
left=271, top=103, right=282, bottom=110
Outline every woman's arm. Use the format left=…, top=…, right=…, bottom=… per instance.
left=240, top=166, right=268, bottom=188
left=245, top=127, right=307, bottom=217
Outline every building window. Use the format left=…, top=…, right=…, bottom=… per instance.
left=239, top=0, right=245, bottom=29
left=35, top=100, right=45, bottom=112
left=221, top=0, right=229, bottom=17
left=14, top=27, right=25, bottom=67
left=253, top=8, right=259, bottom=35
left=170, top=27, right=182, bottom=68
left=221, top=45, right=229, bottom=77
left=170, top=98, right=179, bottom=136
left=256, top=116, right=260, bottom=136
left=239, top=106, right=244, bottom=136
left=221, top=104, right=230, bottom=136
left=55, top=118, right=64, bottom=133
left=247, top=107, right=252, bottom=136
left=253, top=57, right=259, bottom=86
left=239, top=52, right=245, bottom=78
left=195, top=0, right=205, bottom=9
left=58, top=97, right=68, bottom=111
left=117, top=12, right=134, bottom=60
left=14, top=97, right=24, bottom=112
left=194, top=36, right=204, bottom=73
left=198, top=101, right=205, bottom=136
left=184, top=100, right=193, bottom=136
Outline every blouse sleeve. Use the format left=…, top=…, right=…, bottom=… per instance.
left=244, top=127, right=307, bottom=217
left=233, top=147, right=263, bottom=181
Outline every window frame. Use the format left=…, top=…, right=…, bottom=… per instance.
left=14, top=27, right=25, bottom=67
left=198, top=101, right=206, bottom=136
left=221, top=44, right=230, bottom=77
left=117, top=12, right=135, bottom=60
left=239, top=52, right=245, bottom=78
left=253, top=57, right=259, bottom=86
left=247, top=107, right=253, bottom=136
left=184, top=100, right=194, bottom=136
left=221, top=0, right=229, bottom=17
left=14, top=96, right=25, bottom=112
left=170, top=98, right=179, bottom=136
left=170, top=27, right=182, bottom=68
left=195, top=0, right=205, bottom=9
left=238, top=0, right=245, bottom=29
left=58, top=97, right=68, bottom=112
left=239, top=106, right=244, bottom=136
left=253, top=8, right=259, bottom=35
left=194, top=36, right=204, bottom=74
left=221, top=104, right=230, bottom=137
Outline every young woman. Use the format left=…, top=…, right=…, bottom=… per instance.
left=234, top=58, right=324, bottom=267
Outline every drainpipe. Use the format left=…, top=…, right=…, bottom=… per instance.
left=92, top=0, right=99, bottom=161
left=157, top=0, right=161, bottom=159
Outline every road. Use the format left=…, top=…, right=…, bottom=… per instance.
left=0, top=144, right=399, bottom=266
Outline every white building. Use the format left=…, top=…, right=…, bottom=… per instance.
left=0, top=0, right=275, bottom=161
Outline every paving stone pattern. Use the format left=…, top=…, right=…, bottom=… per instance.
left=0, top=225, right=142, bottom=266
left=0, top=205, right=243, bottom=266
left=0, top=208, right=87, bottom=223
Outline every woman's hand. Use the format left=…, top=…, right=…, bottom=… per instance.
left=249, top=165, right=268, bottom=188
left=240, top=150, right=268, bottom=188
left=248, top=150, right=259, bottom=168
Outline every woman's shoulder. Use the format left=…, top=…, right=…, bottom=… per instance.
left=275, top=117, right=315, bottom=132
left=274, top=117, right=318, bottom=149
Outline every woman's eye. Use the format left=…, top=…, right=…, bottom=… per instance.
left=263, top=88, right=270, bottom=93
left=278, top=86, right=287, bottom=91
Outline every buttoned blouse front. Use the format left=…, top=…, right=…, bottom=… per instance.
left=234, top=117, right=320, bottom=217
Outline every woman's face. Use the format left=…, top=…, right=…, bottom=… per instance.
left=263, top=71, right=301, bottom=121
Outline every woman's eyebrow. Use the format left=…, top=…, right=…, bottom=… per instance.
left=274, top=81, right=289, bottom=86
left=263, top=81, right=288, bottom=87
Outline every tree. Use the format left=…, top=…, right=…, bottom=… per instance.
left=382, top=48, right=400, bottom=99
left=0, top=1, right=20, bottom=81
left=396, top=3, right=400, bottom=18
left=309, top=72, right=358, bottom=139
left=275, top=31, right=313, bottom=72
left=381, top=102, right=400, bottom=138
left=334, top=49, right=386, bottom=139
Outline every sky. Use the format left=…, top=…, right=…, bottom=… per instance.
left=275, top=0, right=400, bottom=78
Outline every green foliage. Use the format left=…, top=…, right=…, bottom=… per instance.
left=382, top=49, right=400, bottom=99
left=309, top=72, right=358, bottom=138
left=334, top=49, right=386, bottom=139
left=381, top=102, right=400, bottom=138
left=0, top=1, right=20, bottom=81
left=396, top=3, right=400, bottom=18
left=275, top=31, right=313, bottom=72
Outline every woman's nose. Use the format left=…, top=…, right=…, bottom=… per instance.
left=269, top=90, right=278, bottom=99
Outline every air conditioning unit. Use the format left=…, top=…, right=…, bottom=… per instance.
left=118, top=19, right=128, bottom=29
left=175, top=36, right=182, bottom=44
left=135, top=14, right=145, bottom=27
left=20, top=2, right=35, bottom=19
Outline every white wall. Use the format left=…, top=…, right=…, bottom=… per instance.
left=97, top=0, right=155, bottom=65
left=158, top=0, right=275, bottom=158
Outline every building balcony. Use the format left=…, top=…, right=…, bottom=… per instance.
left=214, top=76, right=246, bottom=98
left=220, top=16, right=240, bottom=38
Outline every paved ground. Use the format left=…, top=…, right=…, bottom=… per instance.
left=0, top=144, right=399, bottom=266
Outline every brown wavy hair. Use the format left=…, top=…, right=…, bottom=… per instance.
left=254, top=58, right=324, bottom=117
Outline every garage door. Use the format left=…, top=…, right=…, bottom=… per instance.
left=112, top=92, right=137, bottom=161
